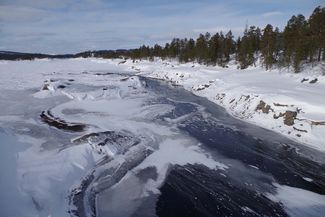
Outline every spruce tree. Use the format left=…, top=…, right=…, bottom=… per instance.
left=224, top=30, right=235, bottom=63
left=309, top=6, right=325, bottom=62
left=195, top=33, right=209, bottom=64
left=283, top=15, right=307, bottom=72
left=261, top=24, right=277, bottom=70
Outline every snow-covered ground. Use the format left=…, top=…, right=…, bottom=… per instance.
left=1, top=58, right=325, bottom=152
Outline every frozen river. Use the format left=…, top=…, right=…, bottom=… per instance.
left=0, top=70, right=325, bottom=217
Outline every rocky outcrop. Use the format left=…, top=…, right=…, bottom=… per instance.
left=256, top=100, right=273, bottom=114
left=274, top=110, right=297, bottom=126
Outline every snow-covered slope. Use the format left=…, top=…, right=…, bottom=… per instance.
left=1, top=58, right=325, bottom=151
left=117, top=58, right=325, bottom=152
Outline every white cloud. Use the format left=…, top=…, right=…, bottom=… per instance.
left=262, top=11, right=283, bottom=17
left=0, top=5, right=49, bottom=22
left=0, top=0, right=75, bottom=9
left=193, top=26, right=244, bottom=35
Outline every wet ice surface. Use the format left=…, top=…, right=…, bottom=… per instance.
left=0, top=70, right=325, bottom=217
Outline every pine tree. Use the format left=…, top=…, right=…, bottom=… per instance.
left=195, top=33, right=209, bottom=64
left=283, top=15, right=308, bottom=72
left=224, top=30, right=235, bottom=63
left=237, top=26, right=259, bottom=69
left=208, top=33, right=220, bottom=65
left=274, top=27, right=283, bottom=64
left=261, top=24, right=277, bottom=70
left=309, top=6, right=325, bottom=62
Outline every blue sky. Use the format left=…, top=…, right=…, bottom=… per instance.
left=0, top=0, right=323, bottom=53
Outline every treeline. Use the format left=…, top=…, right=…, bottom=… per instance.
left=126, top=6, right=325, bottom=73
left=0, top=50, right=129, bottom=61
left=0, top=51, right=75, bottom=60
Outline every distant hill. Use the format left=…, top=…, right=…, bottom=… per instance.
left=0, top=51, right=74, bottom=60
left=0, top=49, right=133, bottom=60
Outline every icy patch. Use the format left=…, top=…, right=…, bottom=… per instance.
left=96, top=138, right=228, bottom=217
left=268, top=184, right=325, bottom=217
left=0, top=130, right=37, bottom=217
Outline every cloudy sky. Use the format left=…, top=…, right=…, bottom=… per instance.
left=0, top=0, right=323, bottom=54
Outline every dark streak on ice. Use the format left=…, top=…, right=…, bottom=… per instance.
left=40, top=110, right=86, bottom=132
left=72, top=131, right=140, bottom=147
left=157, top=164, right=289, bottom=217
left=179, top=114, right=325, bottom=194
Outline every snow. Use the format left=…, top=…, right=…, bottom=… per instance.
left=1, top=58, right=324, bottom=152
left=0, top=57, right=325, bottom=217
left=268, top=184, right=325, bottom=217
left=124, top=58, right=325, bottom=151
left=0, top=130, right=37, bottom=217
left=0, top=60, right=228, bottom=217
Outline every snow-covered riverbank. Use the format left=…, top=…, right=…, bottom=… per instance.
left=119, top=58, right=325, bottom=152
left=1, top=58, right=325, bottom=151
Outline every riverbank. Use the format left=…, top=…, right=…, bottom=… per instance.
left=118, top=58, right=325, bottom=152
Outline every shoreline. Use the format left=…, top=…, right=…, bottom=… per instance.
left=116, top=58, right=325, bottom=152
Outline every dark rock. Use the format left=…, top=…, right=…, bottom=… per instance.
left=309, top=78, right=318, bottom=84
left=293, top=126, right=307, bottom=133
left=57, top=85, right=66, bottom=89
left=283, top=111, right=297, bottom=126
left=301, top=78, right=309, bottom=83
left=40, top=110, right=86, bottom=132
left=273, top=103, right=288, bottom=107
left=42, top=83, right=50, bottom=90
left=120, top=77, right=129, bottom=81
left=274, top=110, right=297, bottom=126
left=255, top=100, right=273, bottom=114
left=196, top=86, right=205, bottom=91
left=311, top=120, right=325, bottom=126
left=118, top=60, right=127, bottom=65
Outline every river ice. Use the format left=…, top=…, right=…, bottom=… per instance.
left=0, top=59, right=324, bottom=217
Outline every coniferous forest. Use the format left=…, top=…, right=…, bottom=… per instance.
left=125, top=6, right=325, bottom=73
